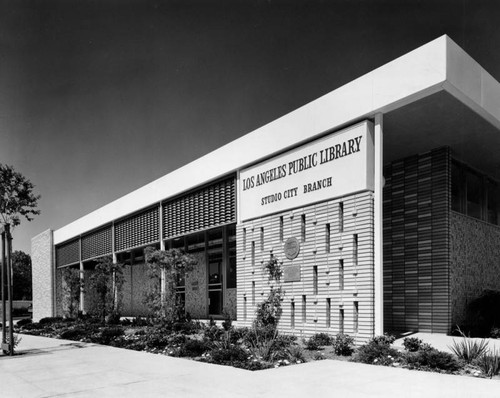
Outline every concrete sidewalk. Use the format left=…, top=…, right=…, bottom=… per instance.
left=0, top=334, right=498, bottom=398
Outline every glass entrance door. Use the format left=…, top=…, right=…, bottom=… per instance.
left=207, top=228, right=223, bottom=316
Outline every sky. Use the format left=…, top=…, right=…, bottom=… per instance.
left=1, top=0, right=500, bottom=254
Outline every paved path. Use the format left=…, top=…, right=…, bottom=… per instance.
left=0, top=334, right=498, bottom=398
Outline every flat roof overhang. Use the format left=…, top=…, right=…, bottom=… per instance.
left=52, top=35, right=500, bottom=244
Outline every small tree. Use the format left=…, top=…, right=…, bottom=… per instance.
left=144, top=247, right=197, bottom=324
left=12, top=250, right=32, bottom=300
left=88, top=256, right=124, bottom=324
left=0, top=164, right=41, bottom=227
left=255, top=255, right=284, bottom=328
left=0, top=164, right=40, bottom=355
left=62, top=267, right=82, bottom=318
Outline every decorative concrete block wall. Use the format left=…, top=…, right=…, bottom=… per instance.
left=383, top=147, right=451, bottom=333
left=450, top=212, right=500, bottom=328
left=237, top=190, right=374, bottom=343
left=31, top=229, right=54, bottom=321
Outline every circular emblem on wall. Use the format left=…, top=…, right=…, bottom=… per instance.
left=284, top=237, right=300, bottom=260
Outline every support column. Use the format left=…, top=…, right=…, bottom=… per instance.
left=79, top=261, right=85, bottom=314
left=374, top=114, right=384, bottom=336
left=159, top=203, right=166, bottom=300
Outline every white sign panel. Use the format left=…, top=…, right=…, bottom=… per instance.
left=239, top=121, right=374, bottom=221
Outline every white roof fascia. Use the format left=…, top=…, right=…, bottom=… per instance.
left=443, top=36, right=500, bottom=131
left=54, top=35, right=451, bottom=245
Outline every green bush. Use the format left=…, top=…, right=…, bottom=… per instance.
left=286, top=345, right=306, bottom=363
left=490, top=327, right=500, bottom=339
left=404, top=348, right=461, bottom=373
left=16, top=318, right=32, bottom=327
left=332, top=333, right=355, bottom=356
left=371, top=334, right=396, bottom=346
left=403, top=337, right=423, bottom=352
left=353, top=341, right=401, bottom=366
left=210, top=346, right=248, bottom=363
left=462, top=290, right=500, bottom=337
left=39, top=317, right=63, bottom=325
left=304, top=337, right=321, bottom=351
left=179, top=339, right=210, bottom=357
left=60, top=328, right=87, bottom=340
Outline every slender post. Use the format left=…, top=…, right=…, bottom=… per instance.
left=5, top=224, right=14, bottom=355
left=374, top=114, right=384, bottom=336
left=1, top=228, right=6, bottom=353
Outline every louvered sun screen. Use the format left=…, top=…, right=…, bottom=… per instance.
left=81, top=226, right=112, bottom=261
left=163, top=176, right=236, bottom=239
left=114, top=206, right=160, bottom=252
left=56, top=238, right=80, bottom=267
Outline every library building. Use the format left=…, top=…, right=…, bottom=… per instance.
left=32, top=36, right=500, bottom=343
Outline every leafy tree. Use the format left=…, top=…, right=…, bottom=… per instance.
left=0, top=164, right=40, bottom=227
left=62, top=267, right=82, bottom=318
left=88, top=256, right=124, bottom=324
left=144, top=247, right=197, bottom=324
left=12, top=250, right=32, bottom=300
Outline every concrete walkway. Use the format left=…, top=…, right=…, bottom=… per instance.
left=0, top=334, right=498, bottom=398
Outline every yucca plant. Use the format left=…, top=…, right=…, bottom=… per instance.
left=476, top=349, right=500, bottom=379
left=449, top=326, right=489, bottom=363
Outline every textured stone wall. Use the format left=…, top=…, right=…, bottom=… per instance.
left=121, top=262, right=150, bottom=317
left=237, top=190, right=374, bottom=343
left=224, top=288, right=237, bottom=320
left=31, top=229, right=54, bottom=321
left=185, top=251, right=208, bottom=319
left=450, top=212, right=500, bottom=328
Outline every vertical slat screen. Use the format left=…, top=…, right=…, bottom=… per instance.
left=163, top=176, right=236, bottom=239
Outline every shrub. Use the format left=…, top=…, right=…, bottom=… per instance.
left=16, top=318, right=32, bottom=327
left=60, top=328, right=87, bottom=340
left=39, top=317, right=63, bottom=325
left=99, top=326, right=125, bottom=345
left=221, top=309, right=232, bottom=331
left=180, top=339, right=210, bottom=357
left=332, top=333, right=355, bottom=356
left=310, top=333, right=333, bottom=346
left=449, top=327, right=489, bottom=363
left=476, top=349, right=500, bottom=379
left=210, top=346, right=248, bottom=363
left=254, top=287, right=283, bottom=328
left=403, top=337, right=423, bottom=352
left=286, top=345, right=306, bottom=363
left=405, top=348, right=461, bottom=373
left=490, top=327, right=500, bottom=339
left=304, top=337, right=321, bottom=351
left=353, top=341, right=401, bottom=366
left=462, top=290, right=500, bottom=337
left=371, top=333, right=396, bottom=346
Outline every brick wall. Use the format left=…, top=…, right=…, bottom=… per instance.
left=237, top=190, right=374, bottom=343
left=383, top=147, right=450, bottom=333
left=31, top=229, right=54, bottom=321
left=450, top=212, right=500, bottom=328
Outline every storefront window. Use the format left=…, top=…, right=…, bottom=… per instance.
left=466, top=171, right=482, bottom=220
left=451, top=159, right=500, bottom=226
left=487, top=180, right=500, bottom=225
